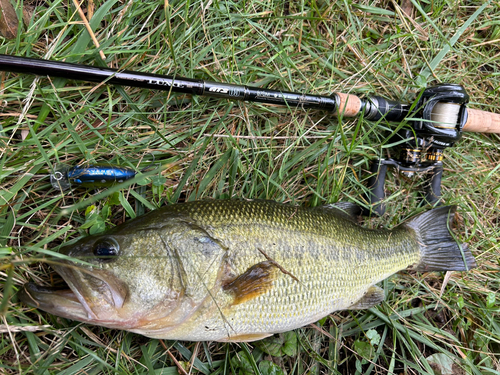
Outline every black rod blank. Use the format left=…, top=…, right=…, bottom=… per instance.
left=0, top=54, right=339, bottom=111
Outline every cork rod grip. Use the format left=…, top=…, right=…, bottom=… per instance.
left=335, top=93, right=362, bottom=117
left=463, top=108, right=500, bottom=133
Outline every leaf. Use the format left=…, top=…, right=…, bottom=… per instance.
left=108, top=192, right=121, bottom=206
left=255, top=332, right=297, bottom=357
left=89, top=218, right=106, bottom=235
left=355, top=359, right=363, bottom=374
left=21, top=4, right=34, bottom=26
left=81, top=205, right=106, bottom=234
left=317, top=316, right=328, bottom=326
left=255, top=336, right=284, bottom=357
left=81, top=205, right=100, bottom=229
left=426, top=353, right=456, bottom=375
left=119, top=191, right=136, bottom=219
left=417, top=1, right=491, bottom=80
left=0, top=0, right=18, bottom=39
left=101, top=204, right=110, bottom=220
left=85, top=205, right=97, bottom=218
left=151, top=175, right=167, bottom=187
left=351, top=4, right=394, bottom=16
left=135, top=173, right=151, bottom=186
left=366, top=329, right=381, bottom=346
left=0, top=247, right=13, bottom=256
left=486, top=292, right=496, bottom=308
left=259, top=360, right=284, bottom=375
left=353, top=340, right=374, bottom=360
left=230, top=351, right=255, bottom=375
left=69, top=0, right=120, bottom=59
left=282, top=332, right=298, bottom=357
left=129, top=190, right=157, bottom=211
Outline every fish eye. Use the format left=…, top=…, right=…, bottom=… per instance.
left=93, top=239, right=119, bottom=261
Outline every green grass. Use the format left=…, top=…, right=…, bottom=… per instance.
left=1, top=0, right=500, bottom=373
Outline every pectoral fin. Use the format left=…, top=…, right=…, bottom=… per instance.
left=220, top=333, right=272, bottom=342
left=222, top=261, right=278, bottom=305
left=349, top=286, right=385, bottom=310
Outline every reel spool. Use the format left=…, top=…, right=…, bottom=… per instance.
left=431, top=102, right=461, bottom=128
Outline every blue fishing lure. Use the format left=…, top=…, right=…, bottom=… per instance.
left=51, top=164, right=136, bottom=191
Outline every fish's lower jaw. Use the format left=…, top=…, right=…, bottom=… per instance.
left=19, top=283, right=93, bottom=323
left=18, top=281, right=134, bottom=329
left=49, top=264, right=132, bottom=322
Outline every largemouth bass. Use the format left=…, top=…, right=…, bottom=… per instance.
left=20, top=200, right=475, bottom=342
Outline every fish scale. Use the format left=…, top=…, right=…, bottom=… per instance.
left=20, top=199, right=476, bottom=342
left=162, top=200, right=421, bottom=338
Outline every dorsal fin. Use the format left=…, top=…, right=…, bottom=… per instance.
left=317, top=202, right=363, bottom=223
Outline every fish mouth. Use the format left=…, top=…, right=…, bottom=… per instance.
left=19, top=262, right=129, bottom=326
left=19, top=282, right=92, bottom=322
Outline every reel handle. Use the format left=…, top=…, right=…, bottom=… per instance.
left=364, top=160, right=388, bottom=216
left=423, top=163, right=443, bottom=206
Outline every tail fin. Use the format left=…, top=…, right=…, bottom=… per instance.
left=405, top=206, right=476, bottom=272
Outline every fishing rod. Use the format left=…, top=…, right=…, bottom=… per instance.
left=1, top=54, right=499, bottom=213
left=2, top=54, right=498, bottom=131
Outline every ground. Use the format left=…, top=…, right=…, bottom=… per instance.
left=1, top=0, right=499, bottom=374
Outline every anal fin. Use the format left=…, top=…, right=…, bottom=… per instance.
left=349, top=285, right=385, bottom=310
left=220, top=333, right=272, bottom=343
